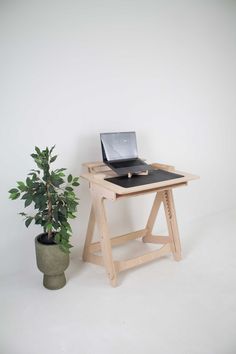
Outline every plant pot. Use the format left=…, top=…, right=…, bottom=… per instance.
left=35, top=234, right=69, bottom=290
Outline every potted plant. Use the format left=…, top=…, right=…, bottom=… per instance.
left=8, top=146, right=79, bottom=290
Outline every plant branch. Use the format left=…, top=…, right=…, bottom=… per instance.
left=46, top=181, right=52, bottom=239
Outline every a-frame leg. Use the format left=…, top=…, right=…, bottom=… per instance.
left=163, top=190, right=182, bottom=261
left=92, top=193, right=118, bottom=287
left=142, top=192, right=163, bottom=242
left=82, top=206, right=96, bottom=261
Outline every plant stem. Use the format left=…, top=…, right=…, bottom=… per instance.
left=46, top=182, right=52, bottom=239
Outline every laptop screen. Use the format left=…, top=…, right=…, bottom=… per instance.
left=101, top=132, right=138, bottom=161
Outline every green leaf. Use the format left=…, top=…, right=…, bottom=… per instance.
left=58, top=172, right=65, bottom=177
left=30, top=169, right=40, bottom=174
left=72, top=182, right=80, bottom=186
left=35, top=217, right=43, bottom=225
left=52, top=221, right=60, bottom=229
left=55, top=168, right=66, bottom=173
left=49, top=145, right=56, bottom=154
left=52, top=179, right=63, bottom=188
left=28, top=172, right=35, bottom=177
left=25, top=196, right=33, bottom=207
left=50, top=155, right=57, bottom=163
left=26, top=177, right=32, bottom=187
left=51, top=174, right=63, bottom=187
left=67, top=174, right=72, bottom=183
left=54, top=233, right=61, bottom=243
left=9, top=188, right=19, bottom=194
left=48, top=186, right=54, bottom=195
left=62, top=221, right=72, bottom=232
left=17, top=181, right=26, bottom=191
left=58, top=212, right=67, bottom=223
left=10, top=192, right=21, bottom=200
left=21, top=192, right=30, bottom=200
left=25, top=217, right=33, bottom=228
left=59, top=206, right=67, bottom=216
left=60, top=227, right=68, bottom=238
left=46, top=223, right=52, bottom=231
left=35, top=146, right=41, bottom=155
left=53, top=208, right=59, bottom=222
left=59, top=244, right=70, bottom=254
left=34, top=195, right=47, bottom=210
left=34, top=158, right=43, bottom=169
left=66, top=186, right=73, bottom=192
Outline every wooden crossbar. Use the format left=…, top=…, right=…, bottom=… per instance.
left=143, top=235, right=171, bottom=244
left=86, top=253, right=104, bottom=266
left=86, top=243, right=172, bottom=273
left=89, top=229, right=147, bottom=253
left=115, top=244, right=171, bottom=272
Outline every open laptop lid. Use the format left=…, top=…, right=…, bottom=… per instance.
left=100, top=132, right=138, bottom=162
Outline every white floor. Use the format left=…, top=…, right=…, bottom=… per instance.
left=1, top=209, right=236, bottom=354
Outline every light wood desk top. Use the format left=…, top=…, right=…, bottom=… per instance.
left=81, top=161, right=199, bottom=199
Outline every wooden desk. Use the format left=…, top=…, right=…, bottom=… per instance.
left=81, top=161, right=198, bottom=287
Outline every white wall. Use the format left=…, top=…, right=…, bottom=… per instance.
left=1, top=0, right=236, bottom=275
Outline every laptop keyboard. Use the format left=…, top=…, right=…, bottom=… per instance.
left=111, top=159, right=144, bottom=168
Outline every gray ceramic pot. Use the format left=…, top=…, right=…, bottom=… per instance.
left=35, top=235, right=69, bottom=290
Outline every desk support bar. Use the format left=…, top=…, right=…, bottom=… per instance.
left=143, top=192, right=163, bottom=242
left=89, top=229, right=147, bottom=253
left=92, top=193, right=118, bottom=287
left=163, top=190, right=181, bottom=261
left=115, top=244, right=171, bottom=272
left=82, top=206, right=95, bottom=262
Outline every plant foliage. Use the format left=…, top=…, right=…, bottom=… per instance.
left=9, top=146, right=79, bottom=253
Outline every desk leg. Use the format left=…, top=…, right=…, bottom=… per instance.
left=92, top=194, right=117, bottom=287
left=163, top=190, right=181, bottom=261
left=143, top=192, right=163, bottom=241
left=82, top=206, right=95, bottom=261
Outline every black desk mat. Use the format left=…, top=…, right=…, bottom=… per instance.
left=105, top=169, right=184, bottom=188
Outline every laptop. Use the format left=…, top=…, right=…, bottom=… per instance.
left=100, top=131, right=153, bottom=176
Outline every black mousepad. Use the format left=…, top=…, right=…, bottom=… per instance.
left=105, top=169, right=184, bottom=188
